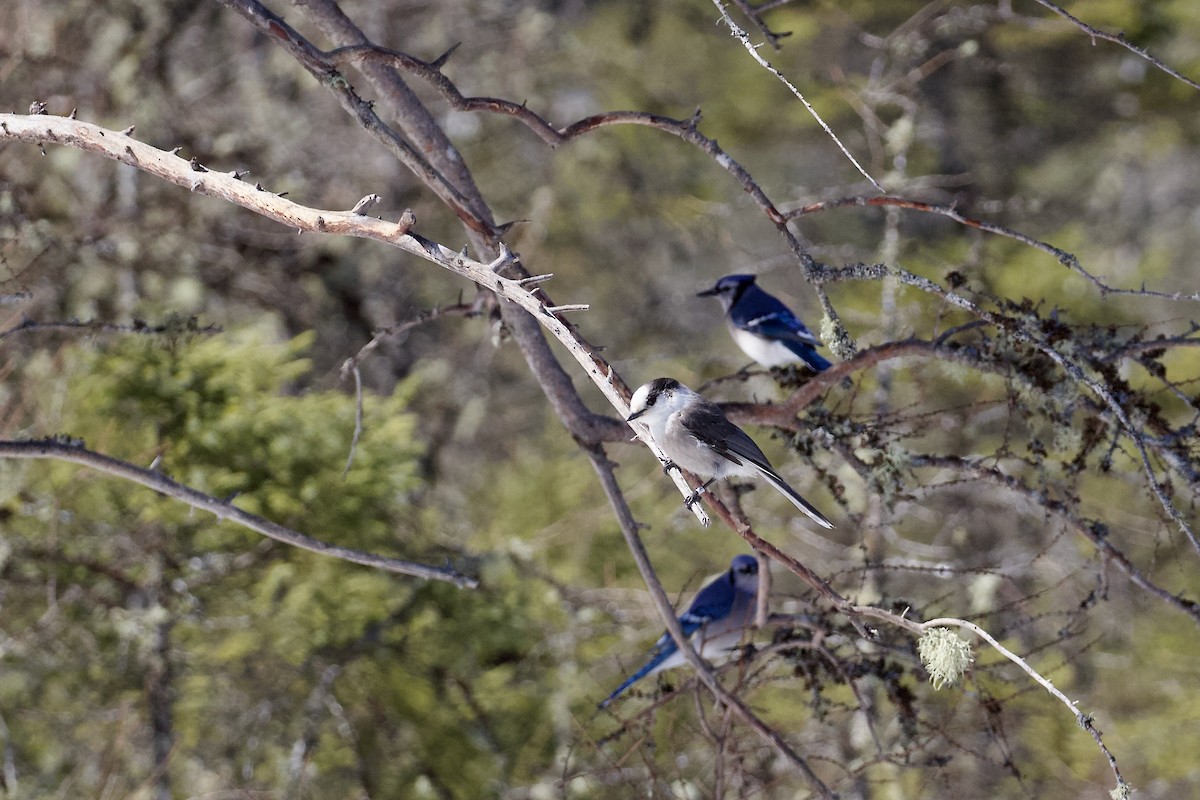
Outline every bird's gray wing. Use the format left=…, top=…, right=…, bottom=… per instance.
left=677, top=401, right=771, bottom=470
left=681, top=402, right=834, bottom=529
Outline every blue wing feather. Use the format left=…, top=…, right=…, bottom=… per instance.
left=744, top=311, right=820, bottom=346
left=729, top=289, right=831, bottom=372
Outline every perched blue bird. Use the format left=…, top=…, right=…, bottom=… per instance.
left=601, top=555, right=760, bottom=708
left=698, top=274, right=832, bottom=372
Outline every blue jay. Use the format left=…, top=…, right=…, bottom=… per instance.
left=698, top=274, right=832, bottom=372
left=628, top=378, right=834, bottom=529
left=601, top=554, right=760, bottom=708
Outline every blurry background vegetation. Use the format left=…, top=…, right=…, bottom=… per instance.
left=1, top=0, right=1199, bottom=798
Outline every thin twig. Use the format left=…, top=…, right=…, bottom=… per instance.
left=727, top=0, right=791, bottom=49
left=342, top=365, right=363, bottom=478
left=786, top=195, right=1200, bottom=301
left=1029, top=0, right=1200, bottom=91
left=907, top=454, right=1200, bottom=626
left=711, top=0, right=884, bottom=193
left=0, top=317, right=222, bottom=341
left=339, top=302, right=480, bottom=378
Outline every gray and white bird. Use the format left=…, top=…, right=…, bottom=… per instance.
left=627, top=377, right=834, bottom=529
left=601, top=554, right=760, bottom=708
left=698, top=273, right=832, bottom=372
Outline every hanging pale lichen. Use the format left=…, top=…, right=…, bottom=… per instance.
left=917, top=627, right=974, bottom=689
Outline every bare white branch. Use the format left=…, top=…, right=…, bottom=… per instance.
left=922, top=616, right=1129, bottom=793
left=0, top=112, right=710, bottom=525
left=349, top=193, right=382, bottom=214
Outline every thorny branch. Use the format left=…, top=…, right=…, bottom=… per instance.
left=7, top=0, right=1197, bottom=788
left=0, top=111, right=698, bottom=524
left=5, top=96, right=1188, bottom=795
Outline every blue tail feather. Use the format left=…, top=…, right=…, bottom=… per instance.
left=599, top=642, right=676, bottom=708
left=785, top=343, right=831, bottom=373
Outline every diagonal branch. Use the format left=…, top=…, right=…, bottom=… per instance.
left=0, top=111, right=703, bottom=523
left=0, top=438, right=478, bottom=588
left=697, top=487, right=872, bottom=638
left=1028, top=0, right=1200, bottom=91
left=727, top=0, right=793, bottom=49
left=215, top=0, right=496, bottom=237
left=585, top=444, right=835, bottom=798
left=711, top=0, right=884, bottom=193
left=920, top=615, right=1130, bottom=794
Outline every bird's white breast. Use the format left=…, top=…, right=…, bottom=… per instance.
left=729, top=325, right=802, bottom=368
left=644, top=627, right=751, bottom=678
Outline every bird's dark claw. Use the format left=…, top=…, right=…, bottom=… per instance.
left=683, top=489, right=703, bottom=510
left=661, top=460, right=679, bottom=476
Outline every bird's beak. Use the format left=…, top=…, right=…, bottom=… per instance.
left=696, top=286, right=718, bottom=297
left=626, top=409, right=645, bottom=422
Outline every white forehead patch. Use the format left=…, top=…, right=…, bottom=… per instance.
left=629, top=382, right=653, bottom=414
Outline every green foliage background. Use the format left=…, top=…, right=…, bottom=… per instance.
left=0, top=0, right=1199, bottom=798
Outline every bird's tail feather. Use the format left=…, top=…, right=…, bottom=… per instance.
left=802, top=350, right=833, bottom=373
left=784, top=342, right=832, bottom=372
left=760, top=469, right=834, bottom=529
left=599, top=645, right=675, bottom=708
left=781, top=341, right=832, bottom=373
